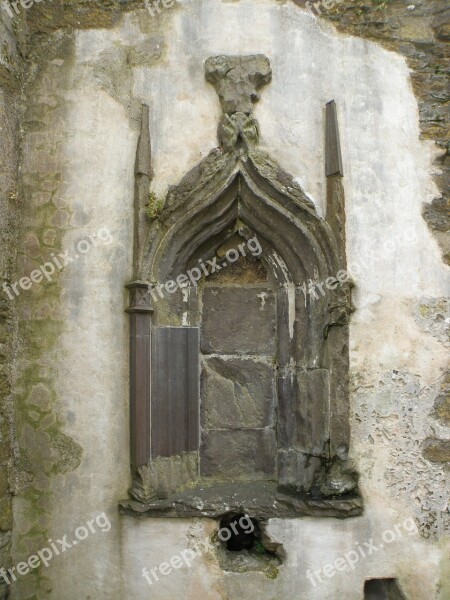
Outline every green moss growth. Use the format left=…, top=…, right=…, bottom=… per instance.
left=254, top=541, right=267, bottom=555
left=146, top=191, right=165, bottom=220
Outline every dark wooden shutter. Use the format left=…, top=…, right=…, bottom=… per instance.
left=151, top=327, right=200, bottom=458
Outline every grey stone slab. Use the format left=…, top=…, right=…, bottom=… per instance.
left=277, top=449, right=322, bottom=493
left=200, top=429, right=277, bottom=480
left=201, top=357, right=276, bottom=429
left=325, top=325, right=351, bottom=455
left=201, top=286, right=276, bottom=354
left=296, top=368, right=330, bottom=456
left=119, top=480, right=363, bottom=520
left=277, top=371, right=297, bottom=449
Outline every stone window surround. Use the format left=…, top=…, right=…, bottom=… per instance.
left=120, top=55, right=361, bottom=520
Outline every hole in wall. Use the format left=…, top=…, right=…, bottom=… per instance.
left=215, top=513, right=283, bottom=578
left=219, top=513, right=258, bottom=551
left=364, top=578, right=408, bottom=600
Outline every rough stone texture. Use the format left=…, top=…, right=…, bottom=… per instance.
left=201, top=286, right=276, bottom=355
left=317, top=453, right=359, bottom=497
left=205, top=54, right=272, bottom=116
left=130, top=452, right=200, bottom=503
left=295, top=368, right=331, bottom=455
left=20, top=0, right=143, bottom=34
left=205, top=54, right=272, bottom=151
left=216, top=546, right=281, bottom=579
left=416, top=298, right=449, bottom=346
left=353, top=368, right=449, bottom=541
left=414, top=299, right=450, bottom=468
left=200, top=429, right=277, bottom=480
left=201, top=357, right=276, bottom=429
left=119, top=480, right=363, bottom=520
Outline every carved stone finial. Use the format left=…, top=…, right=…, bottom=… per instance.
left=205, top=54, right=272, bottom=152
left=205, top=54, right=272, bottom=115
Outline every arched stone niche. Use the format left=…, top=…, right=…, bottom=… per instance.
left=120, top=55, right=361, bottom=519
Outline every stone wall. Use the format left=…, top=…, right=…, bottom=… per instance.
left=0, top=7, right=23, bottom=600
left=200, top=260, right=278, bottom=481
left=0, top=0, right=448, bottom=599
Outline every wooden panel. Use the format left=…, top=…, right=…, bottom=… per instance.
left=151, top=327, right=200, bottom=458
left=129, top=312, right=151, bottom=467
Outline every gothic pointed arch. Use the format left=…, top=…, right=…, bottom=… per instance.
left=122, top=55, right=360, bottom=519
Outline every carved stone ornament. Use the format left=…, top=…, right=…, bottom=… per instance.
left=122, top=55, right=360, bottom=520
left=205, top=54, right=271, bottom=152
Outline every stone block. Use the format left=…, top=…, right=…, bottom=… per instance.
left=277, top=449, right=322, bottom=492
left=296, top=369, right=330, bottom=456
left=200, top=429, right=277, bottom=480
left=277, top=371, right=297, bottom=448
left=201, top=286, right=276, bottom=354
left=201, top=357, right=276, bottom=429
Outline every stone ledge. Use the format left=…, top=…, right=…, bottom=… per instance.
left=119, top=481, right=363, bottom=520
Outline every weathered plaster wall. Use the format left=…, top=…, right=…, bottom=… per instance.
left=23, top=0, right=450, bottom=267
left=310, top=0, right=450, bottom=266
left=7, top=1, right=449, bottom=599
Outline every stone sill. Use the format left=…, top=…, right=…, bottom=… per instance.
left=119, top=481, right=363, bottom=520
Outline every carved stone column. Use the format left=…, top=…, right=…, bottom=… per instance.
left=125, top=282, right=153, bottom=467
left=126, top=102, right=154, bottom=468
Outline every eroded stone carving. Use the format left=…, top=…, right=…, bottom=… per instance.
left=205, top=54, right=271, bottom=115
left=130, top=452, right=199, bottom=503
left=205, top=54, right=271, bottom=152
left=124, top=55, right=360, bottom=516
